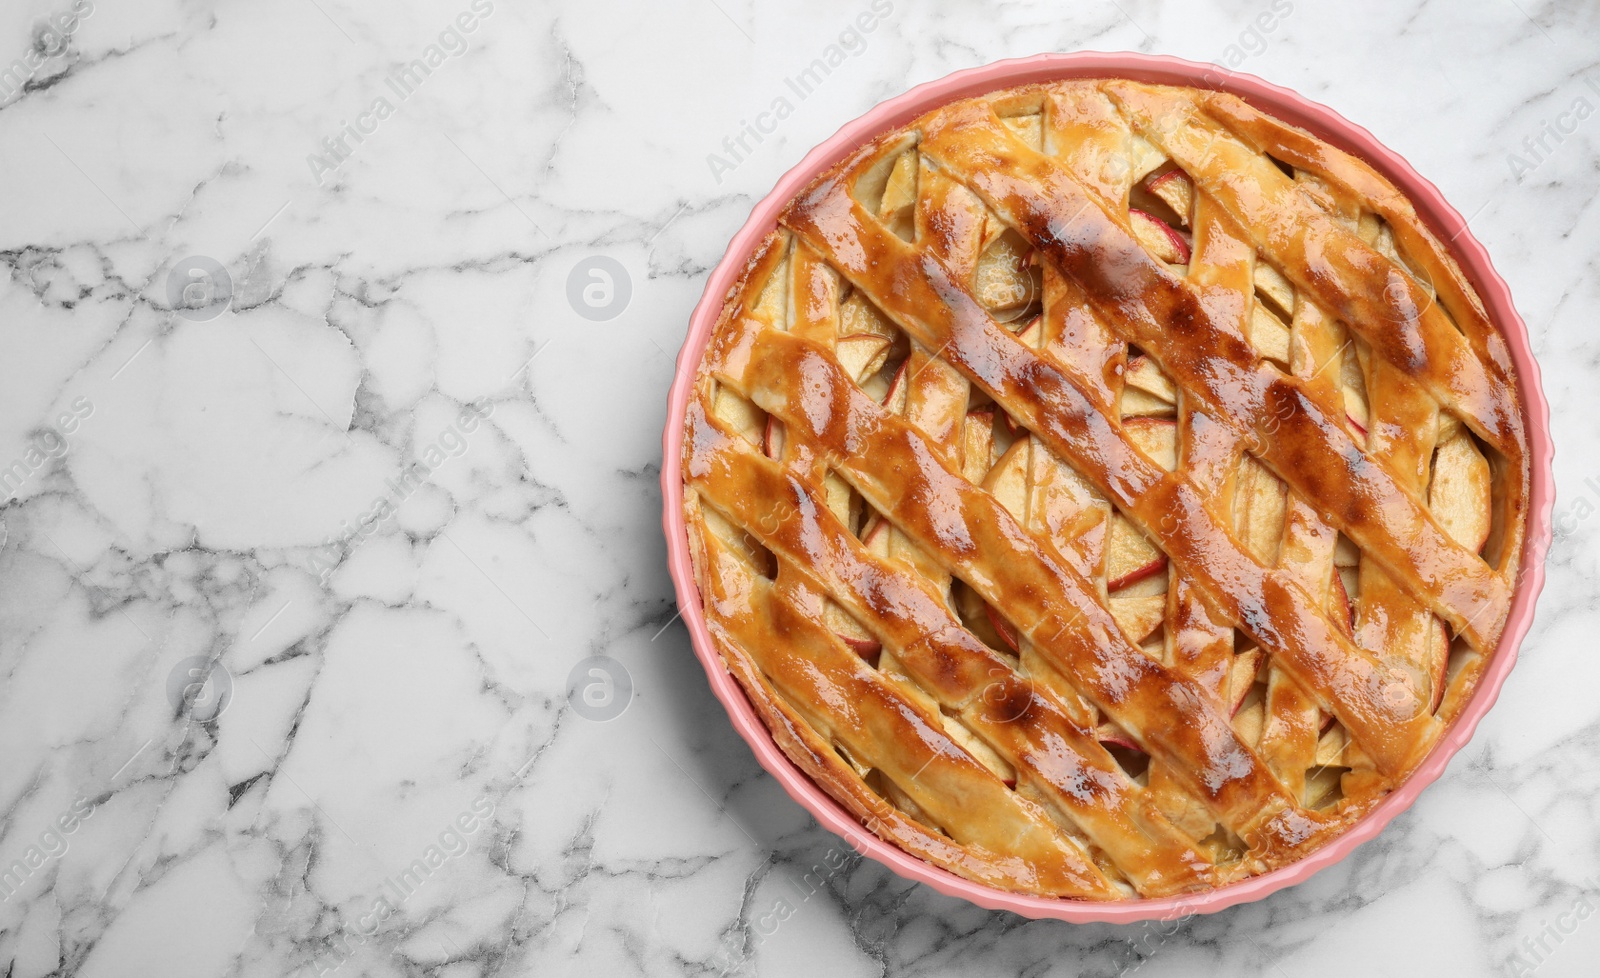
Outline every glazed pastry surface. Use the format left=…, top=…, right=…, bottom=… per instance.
left=681, top=80, right=1528, bottom=899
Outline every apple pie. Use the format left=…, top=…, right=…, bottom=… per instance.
left=680, top=80, right=1528, bottom=899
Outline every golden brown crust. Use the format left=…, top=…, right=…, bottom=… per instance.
left=680, top=80, right=1527, bottom=900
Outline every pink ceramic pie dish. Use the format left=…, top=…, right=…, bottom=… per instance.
left=659, top=51, right=1554, bottom=923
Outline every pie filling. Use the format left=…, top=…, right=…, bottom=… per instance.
left=681, top=80, right=1528, bottom=900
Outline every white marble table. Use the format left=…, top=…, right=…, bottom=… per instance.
left=0, top=0, right=1594, bottom=975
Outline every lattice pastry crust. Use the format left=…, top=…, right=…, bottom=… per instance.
left=681, top=80, right=1528, bottom=899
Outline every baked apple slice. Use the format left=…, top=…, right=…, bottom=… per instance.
left=1129, top=208, right=1191, bottom=264
left=1124, top=416, right=1178, bottom=471
left=1343, top=386, right=1370, bottom=441
left=983, top=437, right=1030, bottom=522
left=1125, top=354, right=1177, bottom=407
left=762, top=415, right=784, bottom=459
left=1106, top=513, right=1167, bottom=591
left=1016, top=313, right=1043, bottom=349
left=962, top=407, right=996, bottom=484
left=881, top=358, right=908, bottom=414
left=1122, top=386, right=1177, bottom=418
left=1429, top=415, right=1492, bottom=553
left=1336, top=564, right=1358, bottom=616
left=1333, top=533, right=1359, bottom=568
left=1145, top=169, right=1195, bottom=227
left=836, top=332, right=893, bottom=382
left=712, top=387, right=764, bottom=447
left=839, top=289, right=898, bottom=341
left=1329, top=569, right=1355, bottom=637
left=825, top=604, right=881, bottom=663
left=973, top=230, right=1038, bottom=316
left=1340, top=343, right=1371, bottom=442
left=821, top=471, right=856, bottom=528
left=985, top=605, right=1020, bottom=652
left=1424, top=616, right=1450, bottom=713
left=1304, top=766, right=1347, bottom=809
left=1109, top=593, right=1166, bottom=645
left=1229, top=649, right=1268, bottom=743
left=1254, top=262, right=1295, bottom=319
left=1233, top=457, right=1288, bottom=565
left=1096, top=722, right=1141, bottom=752
left=860, top=515, right=890, bottom=557
left=877, top=150, right=917, bottom=239
left=1250, top=303, right=1291, bottom=366
left=1228, top=649, right=1266, bottom=716
left=1314, top=723, right=1348, bottom=768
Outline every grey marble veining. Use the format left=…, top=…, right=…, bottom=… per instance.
left=0, top=0, right=1594, bottom=975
